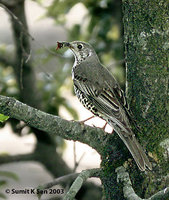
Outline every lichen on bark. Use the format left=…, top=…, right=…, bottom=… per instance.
left=122, top=0, right=169, bottom=198
left=123, top=0, right=168, bottom=161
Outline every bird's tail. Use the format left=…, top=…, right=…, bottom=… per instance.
left=117, top=131, right=152, bottom=171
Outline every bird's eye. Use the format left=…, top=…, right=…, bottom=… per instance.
left=77, top=44, right=83, bottom=49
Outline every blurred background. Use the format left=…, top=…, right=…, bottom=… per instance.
left=0, top=0, right=124, bottom=199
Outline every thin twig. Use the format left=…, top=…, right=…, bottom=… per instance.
left=76, top=152, right=86, bottom=168
left=63, top=168, right=101, bottom=200
left=72, top=143, right=86, bottom=172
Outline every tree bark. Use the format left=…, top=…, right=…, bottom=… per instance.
left=7, top=0, right=39, bottom=106
left=123, top=0, right=168, bottom=148
left=122, top=0, right=168, bottom=198
left=100, top=0, right=168, bottom=199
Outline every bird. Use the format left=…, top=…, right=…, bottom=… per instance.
left=56, top=41, right=152, bottom=171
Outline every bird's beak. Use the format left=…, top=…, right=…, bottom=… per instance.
left=56, top=42, right=71, bottom=50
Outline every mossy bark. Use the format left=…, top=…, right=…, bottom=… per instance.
left=123, top=0, right=168, bottom=161
left=122, top=0, right=168, bottom=198
left=101, top=0, right=168, bottom=199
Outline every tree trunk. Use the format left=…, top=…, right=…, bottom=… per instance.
left=123, top=0, right=168, bottom=148
left=123, top=0, right=168, bottom=162
left=101, top=0, right=168, bottom=199
left=4, top=0, right=71, bottom=175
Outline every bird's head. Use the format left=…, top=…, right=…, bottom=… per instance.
left=56, top=41, right=97, bottom=64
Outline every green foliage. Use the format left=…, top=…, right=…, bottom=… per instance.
left=47, top=0, right=79, bottom=23
left=0, top=114, right=9, bottom=123
left=0, top=53, right=18, bottom=98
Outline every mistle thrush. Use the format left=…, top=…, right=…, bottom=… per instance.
left=56, top=41, right=152, bottom=171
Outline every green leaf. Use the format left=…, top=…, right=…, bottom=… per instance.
left=0, top=114, right=9, bottom=123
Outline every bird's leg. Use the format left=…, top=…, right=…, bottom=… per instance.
left=101, top=121, right=114, bottom=133
left=101, top=121, right=108, bottom=131
left=80, top=115, right=95, bottom=124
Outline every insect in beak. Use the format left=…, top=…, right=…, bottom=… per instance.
left=56, top=42, right=70, bottom=50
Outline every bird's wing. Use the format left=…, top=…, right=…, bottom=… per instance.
left=73, top=61, right=132, bottom=133
left=74, top=78, right=130, bottom=132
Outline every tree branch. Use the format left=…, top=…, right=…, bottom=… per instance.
left=148, top=187, right=169, bottom=200
left=0, top=153, right=35, bottom=164
left=40, top=173, right=80, bottom=190
left=0, top=145, right=71, bottom=178
left=0, top=95, right=110, bottom=155
left=0, top=0, right=24, bottom=7
left=116, top=166, right=169, bottom=200
left=116, top=166, right=142, bottom=200
left=63, top=168, right=101, bottom=200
